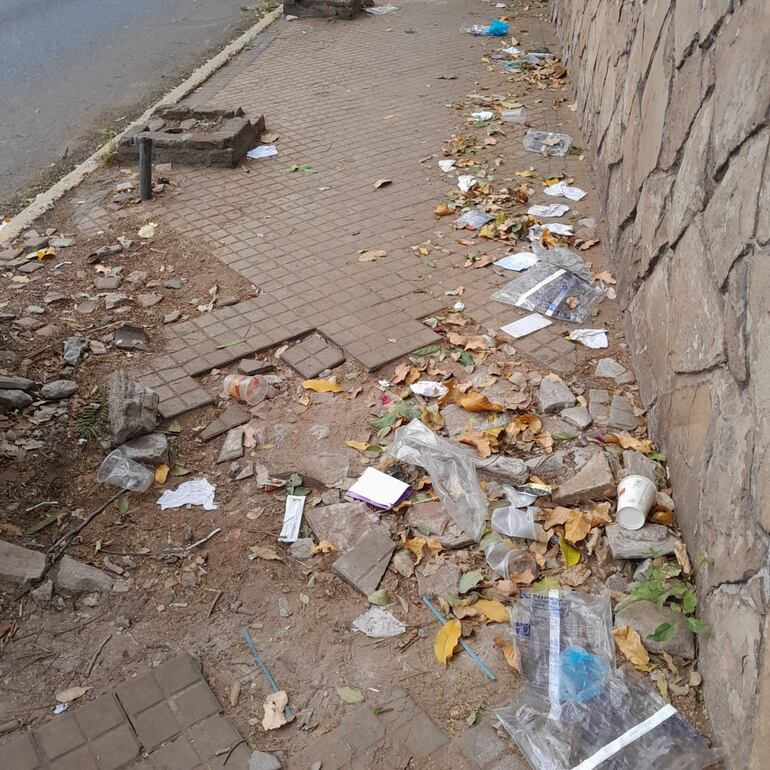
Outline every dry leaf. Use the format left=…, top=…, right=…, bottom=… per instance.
left=155, top=464, right=169, bottom=484
left=459, top=390, right=504, bottom=413
left=593, top=270, right=616, bottom=284
left=55, top=686, right=90, bottom=703
left=565, top=296, right=580, bottom=309
left=452, top=605, right=482, bottom=619
left=541, top=228, right=558, bottom=248
left=391, top=362, right=412, bottom=384
left=0, top=522, right=23, bottom=537
left=435, top=203, right=455, bottom=217
left=458, top=429, right=495, bottom=458
left=674, top=541, right=692, bottom=576
left=311, top=540, right=336, bottom=554
left=447, top=332, right=489, bottom=351
left=578, top=238, right=600, bottom=251
left=374, top=178, right=392, bottom=189
left=590, top=501, right=613, bottom=527
left=249, top=545, right=283, bottom=561
left=651, top=508, right=676, bottom=526
left=229, top=681, right=241, bottom=707
left=403, top=535, right=443, bottom=564
left=543, top=506, right=571, bottom=530
left=464, top=254, right=497, bottom=269
left=493, top=635, right=517, bottom=669
left=613, top=625, right=650, bottom=666
left=514, top=169, right=534, bottom=178
left=560, top=564, right=592, bottom=587
left=509, top=569, right=536, bottom=585
left=605, top=432, right=653, bottom=453
left=262, top=690, right=291, bottom=730
left=303, top=378, right=342, bottom=393
left=345, top=440, right=370, bottom=452
left=434, top=619, right=462, bottom=666
left=507, top=412, right=542, bottom=439
left=564, top=509, right=592, bottom=543
left=359, top=249, right=388, bottom=262
left=472, top=599, right=510, bottom=623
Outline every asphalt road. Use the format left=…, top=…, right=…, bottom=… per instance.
left=0, top=0, right=264, bottom=214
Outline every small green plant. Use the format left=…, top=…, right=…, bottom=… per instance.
left=74, top=391, right=108, bottom=441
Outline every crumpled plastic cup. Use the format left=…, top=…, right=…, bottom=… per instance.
left=97, top=449, right=154, bottom=492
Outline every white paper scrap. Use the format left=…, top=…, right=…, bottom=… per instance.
left=278, top=495, right=306, bottom=543
left=364, top=4, right=399, bottom=13
left=528, top=223, right=574, bottom=242
left=494, top=252, right=539, bottom=271
left=502, top=47, right=520, bottom=55
left=438, top=159, right=456, bottom=173
left=471, top=110, right=495, bottom=122
left=247, top=144, right=278, bottom=160
left=568, top=328, right=609, bottom=349
left=458, top=175, right=477, bottom=193
left=352, top=606, right=406, bottom=637
left=544, top=181, right=587, bottom=201
left=528, top=203, right=570, bottom=218
left=409, top=380, right=448, bottom=398
left=346, top=466, right=410, bottom=510
left=500, top=313, right=553, bottom=339
left=157, top=478, right=218, bottom=510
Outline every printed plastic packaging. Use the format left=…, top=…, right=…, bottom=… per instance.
left=490, top=262, right=605, bottom=323
left=495, top=665, right=721, bottom=770
left=388, top=419, right=487, bottom=540
left=455, top=209, right=494, bottom=230
left=531, top=240, right=593, bottom=282
left=523, top=129, right=573, bottom=157
left=223, top=374, right=269, bottom=405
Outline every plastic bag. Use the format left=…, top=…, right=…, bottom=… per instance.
left=523, top=129, right=573, bottom=157
left=490, top=262, right=605, bottom=323
left=455, top=209, right=494, bottom=230
left=484, top=540, right=538, bottom=579
left=491, top=485, right=539, bottom=539
left=513, top=589, right=615, bottom=706
left=531, top=240, right=593, bottom=283
left=388, top=419, right=487, bottom=540
left=495, top=665, right=721, bottom=770
left=464, top=20, right=509, bottom=36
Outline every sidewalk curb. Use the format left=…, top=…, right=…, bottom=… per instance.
left=0, top=4, right=284, bottom=246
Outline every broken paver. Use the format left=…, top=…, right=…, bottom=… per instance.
left=217, top=427, right=244, bottom=463
left=50, top=556, right=114, bottom=593
left=551, top=451, right=615, bottom=504
left=118, top=433, right=169, bottom=465
left=280, top=333, right=345, bottom=378
left=107, top=371, right=159, bottom=445
left=407, top=502, right=474, bottom=549
left=605, top=523, right=678, bottom=560
left=332, top=527, right=394, bottom=596
left=614, top=600, right=695, bottom=659
left=594, top=357, right=627, bottom=380
left=199, top=404, right=250, bottom=441
left=622, top=450, right=658, bottom=482
left=588, top=387, right=610, bottom=422
left=137, top=293, right=163, bottom=308
left=607, top=394, right=638, bottom=431
left=416, top=561, right=461, bottom=598
left=0, top=540, right=46, bottom=586
left=474, top=454, right=529, bottom=485
left=238, top=358, right=273, bottom=375
left=306, top=501, right=387, bottom=551
left=561, top=405, right=592, bottom=429
left=538, top=373, right=576, bottom=413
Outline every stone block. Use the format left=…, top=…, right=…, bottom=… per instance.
left=34, top=714, right=84, bottom=760
left=191, top=715, right=242, bottom=760
left=622, top=450, right=657, bottom=482
left=607, top=394, right=638, bottom=431
left=115, top=673, right=164, bottom=717
left=538, top=373, right=576, bottom=413
left=73, top=694, right=126, bottom=740
left=306, top=501, right=385, bottom=552
left=551, top=452, right=615, bottom=504
left=280, top=333, right=345, bottom=378
left=153, top=652, right=202, bottom=697
left=50, top=556, right=114, bottom=593
left=117, top=433, right=169, bottom=466
left=561, top=405, right=592, bottom=429
left=89, top=724, right=141, bottom=770
left=216, top=428, right=244, bottom=463
left=128, top=701, right=180, bottom=750
left=605, top=523, right=678, bottom=560
left=614, top=601, right=695, bottom=658
left=473, top=454, right=529, bottom=486
left=407, top=502, right=474, bottom=549
left=3, top=733, right=41, bottom=770
left=106, top=371, right=159, bottom=446
left=171, top=680, right=220, bottom=728
left=332, top=527, right=394, bottom=596
left=199, top=404, right=250, bottom=442
left=0, top=540, right=46, bottom=586
left=416, top=561, right=461, bottom=598
left=146, top=734, right=201, bottom=770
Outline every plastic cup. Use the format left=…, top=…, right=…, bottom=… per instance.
left=616, top=475, right=657, bottom=530
left=222, top=374, right=269, bottom=405
left=97, top=449, right=154, bottom=492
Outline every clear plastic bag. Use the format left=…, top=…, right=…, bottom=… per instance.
left=491, top=484, right=539, bottom=539
left=490, top=262, right=605, bottom=323
left=495, top=666, right=721, bottom=770
left=455, top=209, right=494, bottom=230
left=388, top=419, right=487, bottom=540
left=523, top=129, right=573, bottom=157
left=484, top=540, right=538, bottom=578
left=97, top=449, right=154, bottom=492
left=532, top=240, right=593, bottom=283
left=513, top=589, right=615, bottom=705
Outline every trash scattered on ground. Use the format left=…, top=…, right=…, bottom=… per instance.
left=156, top=478, right=218, bottom=510
left=527, top=203, right=570, bottom=218
left=278, top=495, right=306, bottom=543
left=544, top=180, right=587, bottom=200
left=364, top=4, right=399, bottom=14
left=247, top=145, right=278, bottom=159
left=568, top=328, right=609, bottom=349
left=501, top=107, right=526, bottom=123
left=494, top=252, right=539, bottom=271
left=471, top=110, right=495, bottom=122
left=464, top=19, right=509, bottom=36
left=409, top=380, right=448, bottom=398
left=455, top=209, right=494, bottom=229
left=114, top=324, right=148, bottom=351
left=352, top=606, right=406, bottom=637
left=523, top=129, right=573, bottom=157
left=345, top=467, right=411, bottom=510
left=500, top=313, right=553, bottom=339
left=97, top=449, right=154, bottom=492
left=438, top=159, right=456, bottom=172
left=527, top=223, right=574, bottom=240
left=616, top=475, right=657, bottom=530
left=223, top=373, right=269, bottom=405
left=458, top=175, right=477, bottom=193
left=262, top=691, right=292, bottom=730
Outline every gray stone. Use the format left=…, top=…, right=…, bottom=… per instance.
left=525, top=450, right=569, bottom=481
left=50, top=555, right=114, bottom=593
left=163, top=278, right=183, bottom=290
left=163, top=310, right=182, bottom=324
left=114, top=324, right=148, bottom=350
left=95, top=275, right=122, bottom=290
left=105, top=292, right=129, bottom=311
left=594, top=357, right=627, bottom=380
left=440, top=403, right=507, bottom=438
left=235, top=463, right=254, bottom=481
left=588, top=388, right=610, bottom=421
left=390, top=549, right=415, bottom=577
left=118, top=433, right=169, bottom=465
left=306, top=501, right=387, bottom=552
left=605, top=523, right=678, bottom=560
left=217, top=428, right=244, bottom=463
left=31, top=580, right=54, bottom=603
left=126, top=270, right=148, bottom=284
left=0, top=375, right=35, bottom=390
left=416, top=561, right=461, bottom=598
left=44, top=292, right=68, bottom=305
left=50, top=237, right=76, bottom=248
left=249, top=752, right=281, bottom=770
left=289, top=538, right=314, bottom=560
left=407, top=502, right=474, bottom=549
left=622, top=450, right=657, bottom=482
left=0, top=540, right=46, bottom=586
left=107, top=371, right=159, bottom=445
left=607, top=394, right=638, bottom=431
left=0, top=389, right=33, bottom=410
left=539, top=374, right=576, bottom=413
left=199, top=404, right=250, bottom=441
left=614, top=601, right=695, bottom=659
left=474, top=454, right=528, bottom=485
left=14, top=316, right=45, bottom=331
left=63, top=336, right=89, bottom=366
left=40, top=380, right=77, bottom=400
left=18, top=261, right=44, bottom=274
left=238, top=358, right=273, bottom=375
left=76, top=300, right=98, bottom=315
left=137, top=293, right=163, bottom=308
left=217, top=295, right=239, bottom=307
left=89, top=340, right=108, bottom=355
left=333, top=528, right=394, bottom=596
left=551, top=452, right=615, bottom=504
left=25, top=305, right=46, bottom=315
left=560, top=405, right=592, bottom=429
left=0, top=350, right=19, bottom=366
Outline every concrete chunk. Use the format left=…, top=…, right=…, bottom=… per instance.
left=594, top=357, right=628, bottom=380
left=605, top=523, right=678, bottom=560
left=539, top=374, right=576, bottom=413
left=306, top=501, right=386, bottom=552
left=333, top=528, right=394, bottom=596
left=607, top=394, right=638, bottom=431
left=107, top=371, right=159, bottom=445
left=407, top=502, right=474, bottom=549
left=474, top=454, right=528, bottom=485
left=119, top=433, right=169, bottom=465
left=0, top=540, right=46, bottom=586
left=50, top=555, right=114, bottom=593
left=614, top=601, right=695, bottom=659
left=622, top=450, right=658, bottom=482
left=561, top=405, right=592, bottom=429
left=217, top=428, right=244, bottom=463
left=551, top=452, right=615, bottom=504
left=416, top=562, right=461, bottom=598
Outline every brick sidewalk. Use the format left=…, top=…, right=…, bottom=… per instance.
left=70, top=0, right=611, bottom=418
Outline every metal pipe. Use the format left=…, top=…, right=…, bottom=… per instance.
left=138, top=137, right=153, bottom=200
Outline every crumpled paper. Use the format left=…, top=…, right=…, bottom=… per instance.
left=156, top=478, right=218, bottom=510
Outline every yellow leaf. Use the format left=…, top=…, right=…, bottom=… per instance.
left=509, top=569, right=536, bottom=585
left=514, top=169, right=534, bottom=178
left=493, top=635, right=517, bottom=669
left=472, top=599, right=510, bottom=623
left=564, top=509, right=592, bottom=543
left=590, top=501, right=613, bottom=527
left=359, top=249, right=388, bottom=262
left=541, top=228, right=558, bottom=248
left=345, top=440, right=370, bottom=452
left=613, top=625, right=650, bottom=666
left=478, top=223, right=496, bottom=239
left=418, top=246, right=430, bottom=256
left=559, top=536, right=581, bottom=566
left=434, top=619, right=462, bottom=667
left=459, top=429, right=495, bottom=458
left=507, top=412, right=542, bottom=439
left=651, top=508, right=676, bottom=526
left=311, top=540, right=336, bottom=554
left=249, top=545, right=283, bottom=561
left=155, top=464, right=169, bottom=484
left=435, top=203, right=455, bottom=217
left=403, top=535, right=442, bottom=564
left=303, top=378, right=342, bottom=393
left=674, top=540, right=692, bottom=576
left=593, top=270, right=616, bottom=284
left=459, top=390, right=504, bottom=413
left=605, top=432, right=652, bottom=453
left=447, top=332, right=489, bottom=351
left=452, top=604, right=482, bottom=619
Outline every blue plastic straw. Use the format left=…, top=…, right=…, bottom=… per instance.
left=241, top=626, right=292, bottom=716
left=421, top=595, right=497, bottom=682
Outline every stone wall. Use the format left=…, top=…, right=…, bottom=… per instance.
left=549, top=0, right=770, bottom=765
